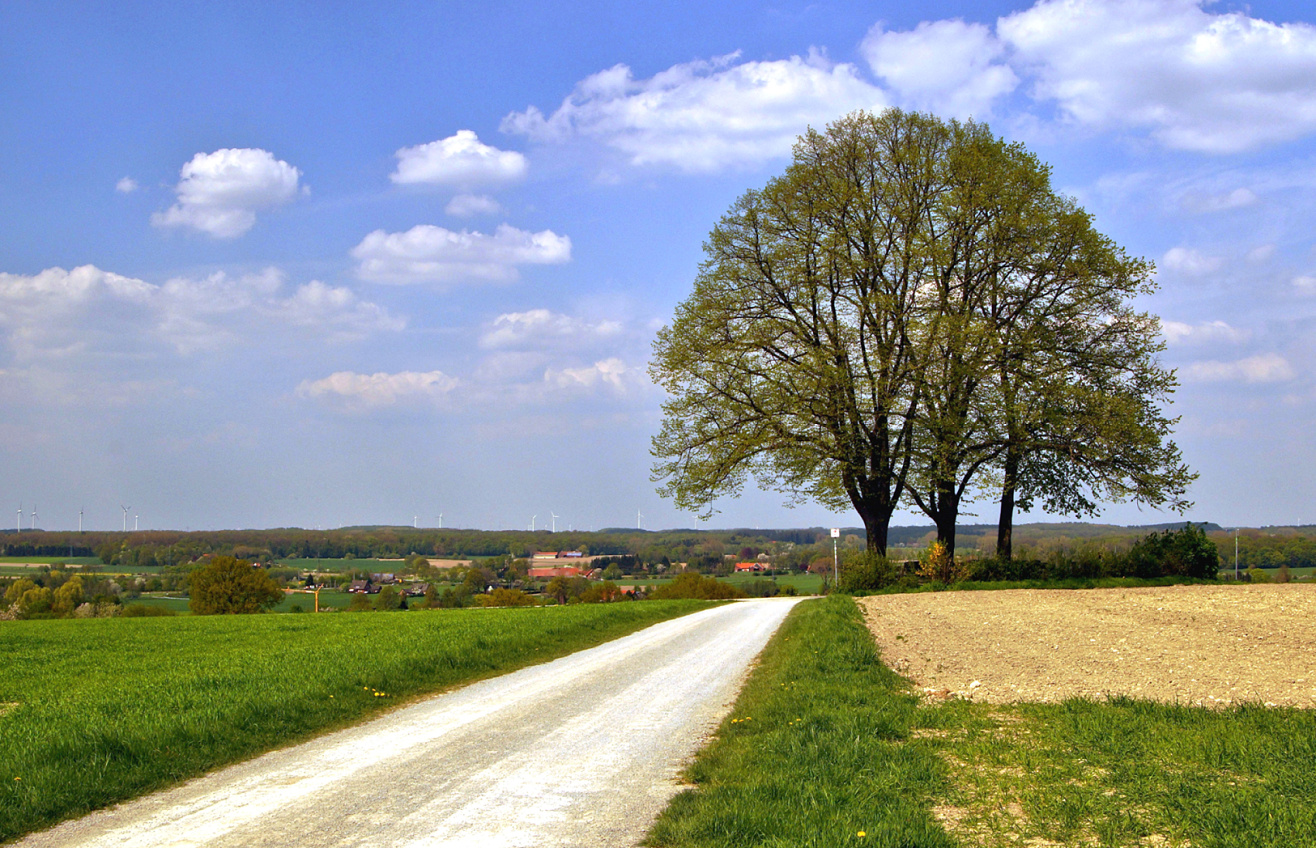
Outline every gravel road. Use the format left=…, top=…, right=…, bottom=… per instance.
left=19, top=598, right=802, bottom=848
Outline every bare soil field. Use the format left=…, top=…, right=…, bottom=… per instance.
left=859, top=584, right=1316, bottom=707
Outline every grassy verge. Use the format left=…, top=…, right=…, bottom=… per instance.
left=0, top=600, right=709, bottom=842
left=645, top=596, right=956, bottom=848
left=647, top=596, right=1316, bottom=848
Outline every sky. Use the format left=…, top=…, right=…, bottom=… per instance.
left=3, top=0, right=1316, bottom=533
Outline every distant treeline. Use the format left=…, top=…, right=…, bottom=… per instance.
left=0, top=520, right=1272, bottom=572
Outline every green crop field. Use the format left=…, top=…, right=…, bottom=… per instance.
left=647, top=596, right=1316, bottom=848
left=0, top=599, right=710, bottom=842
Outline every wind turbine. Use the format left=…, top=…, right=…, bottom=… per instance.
left=550, top=512, right=559, bottom=533
left=134, top=514, right=139, bottom=532
left=30, top=505, right=37, bottom=530
left=637, top=509, right=643, bottom=530
left=78, top=507, right=84, bottom=533
left=121, top=504, right=131, bottom=533
left=437, top=512, right=443, bottom=529
left=413, top=515, right=418, bottom=529
left=531, top=514, right=537, bottom=532
left=16, top=503, right=22, bottom=533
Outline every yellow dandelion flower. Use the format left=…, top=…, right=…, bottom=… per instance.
left=858, top=831, right=866, bottom=838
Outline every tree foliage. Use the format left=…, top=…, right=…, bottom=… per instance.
left=187, top=556, right=284, bottom=615
left=651, top=109, right=1192, bottom=555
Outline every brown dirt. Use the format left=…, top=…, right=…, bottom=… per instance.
left=858, top=584, right=1316, bottom=708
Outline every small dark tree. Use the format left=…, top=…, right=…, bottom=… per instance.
left=187, top=556, right=284, bottom=614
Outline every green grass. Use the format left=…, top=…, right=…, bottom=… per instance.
left=645, top=596, right=956, bottom=848
left=0, top=600, right=710, bottom=842
left=647, top=596, right=1316, bottom=848
left=0, top=557, right=101, bottom=566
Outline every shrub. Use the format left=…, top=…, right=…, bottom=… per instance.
left=479, top=588, right=536, bottom=607
left=650, top=572, right=746, bottom=600
left=916, top=541, right=971, bottom=585
left=740, top=579, right=780, bottom=598
left=579, top=581, right=626, bottom=603
left=346, top=593, right=373, bottom=612
left=838, top=550, right=895, bottom=593
left=1126, top=523, right=1219, bottom=579
left=119, top=604, right=177, bottom=617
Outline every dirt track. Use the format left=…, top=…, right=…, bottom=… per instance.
left=18, top=599, right=802, bottom=848
left=859, top=584, right=1316, bottom=708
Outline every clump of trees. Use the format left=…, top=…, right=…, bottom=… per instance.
left=651, top=109, right=1192, bottom=560
left=0, top=570, right=124, bottom=619
left=650, top=572, right=747, bottom=600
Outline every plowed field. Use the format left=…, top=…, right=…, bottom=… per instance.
left=859, top=584, right=1316, bottom=707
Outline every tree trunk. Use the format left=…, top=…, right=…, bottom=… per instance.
left=850, top=492, right=892, bottom=556
left=933, top=479, right=959, bottom=562
left=997, top=447, right=1019, bottom=561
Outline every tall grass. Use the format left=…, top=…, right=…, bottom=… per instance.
left=0, top=601, right=707, bottom=842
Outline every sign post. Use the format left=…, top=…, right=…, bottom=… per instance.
left=830, top=528, right=840, bottom=590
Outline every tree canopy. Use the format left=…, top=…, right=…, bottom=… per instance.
left=188, top=556, right=284, bottom=614
left=650, top=109, right=1192, bottom=556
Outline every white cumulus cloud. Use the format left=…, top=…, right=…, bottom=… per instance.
left=479, top=309, right=622, bottom=349
left=1161, top=319, right=1249, bottom=346
left=152, top=148, right=303, bottom=238
left=0, top=265, right=399, bottom=361
left=998, top=0, right=1316, bottom=153
left=543, top=358, right=633, bottom=393
left=1181, top=353, right=1294, bottom=383
left=1161, top=247, right=1223, bottom=276
left=351, top=224, right=571, bottom=285
left=445, top=193, right=504, bottom=217
left=296, top=370, right=460, bottom=410
left=391, top=130, right=528, bottom=188
left=502, top=50, right=887, bottom=172
left=861, top=19, right=1017, bottom=118
left=115, top=177, right=138, bottom=193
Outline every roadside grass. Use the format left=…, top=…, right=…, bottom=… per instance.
left=0, top=600, right=709, bottom=843
left=645, top=596, right=956, bottom=848
left=647, top=596, right=1316, bottom=848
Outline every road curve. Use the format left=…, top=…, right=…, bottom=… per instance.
left=20, top=598, right=803, bottom=848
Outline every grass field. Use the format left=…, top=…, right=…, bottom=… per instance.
left=646, top=596, right=1316, bottom=848
left=0, top=600, right=711, bottom=843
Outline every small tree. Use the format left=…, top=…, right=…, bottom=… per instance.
left=188, top=556, right=284, bottom=615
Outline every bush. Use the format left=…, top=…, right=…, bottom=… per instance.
left=838, top=550, right=896, bottom=593
left=739, top=579, right=780, bottom=598
left=1126, top=523, right=1219, bottom=579
left=650, top=572, right=746, bottom=600
left=478, top=588, right=536, bottom=607
left=119, top=604, right=177, bottom=617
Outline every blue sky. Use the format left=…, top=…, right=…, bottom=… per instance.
left=3, top=0, right=1316, bottom=532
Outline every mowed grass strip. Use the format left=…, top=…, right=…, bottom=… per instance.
left=645, top=596, right=957, bottom=848
left=647, top=595, right=1316, bottom=848
left=0, top=600, right=709, bottom=842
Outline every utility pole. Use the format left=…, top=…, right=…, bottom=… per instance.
left=1235, top=528, right=1240, bottom=580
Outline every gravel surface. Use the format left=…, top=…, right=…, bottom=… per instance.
left=859, top=584, right=1316, bottom=708
left=18, top=598, right=802, bottom=848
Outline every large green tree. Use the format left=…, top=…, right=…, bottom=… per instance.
left=188, top=556, right=283, bottom=614
left=650, top=110, right=953, bottom=553
left=652, top=109, right=1191, bottom=555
